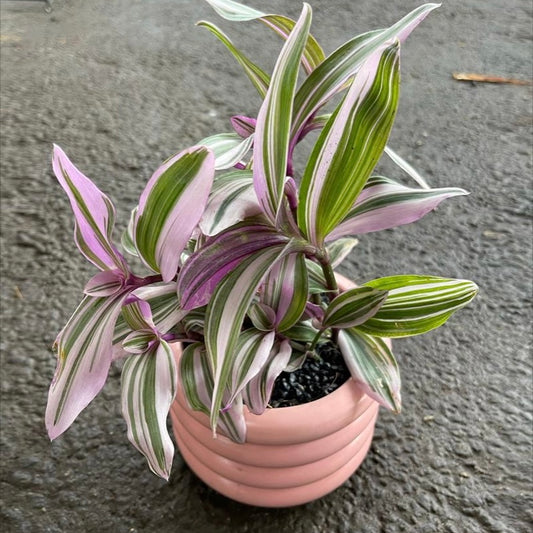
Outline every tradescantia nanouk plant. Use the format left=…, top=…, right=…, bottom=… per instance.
left=46, top=0, right=478, bottom=480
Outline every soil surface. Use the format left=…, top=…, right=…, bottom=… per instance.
left=1, top=1, right=531, bottom=532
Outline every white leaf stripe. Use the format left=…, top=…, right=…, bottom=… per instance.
left=121, top=340, right=177, bottom=479
left=197, top=132, right=254, bottom=170
left=204, top=0, right=264, bottom=21
left=253, top=4, right=312, bottom=221
left=291, top=4, right=439, bottom=141
left=46, top=292, right=128, bottom=439
left=338, top=328, right=401, bottom=412
left=384, top=146, right=430, bottom=188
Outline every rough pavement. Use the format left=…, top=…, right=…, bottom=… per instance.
left=1, top=0, right=531, bottom=532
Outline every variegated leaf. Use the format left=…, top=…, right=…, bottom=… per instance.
left=135, top=146, right=215, bottom=282
left=199, top=170, right=262, bottom=236
left=204, top=0, right=325, bottom=74
left=358, top=276, right=479, bottom=337
left=298, top=42, right=400, bottom=245
left=84, top=270, right=125, bottom=297
left=243, top=339, right=292, bottom=415
left=248, top=302, right=277, bottom=331
left=52, top=145, right=128, bottom=274
left=327, top=237, right=359, bottom=268
left=384, top=146, right=430, bottom=189
left=338, top=328, right=401, bottom=412
left=227, top=329, right=276, bottom=404
left=327, top=176, right=467, bottom=241
left=282, top=320, right=319, bottom=342
left=122, top=331, right=155, bottom=354
left=205, top=241, right=298, bottom=432
left=253, top=4, right=312, bottom=222
left=180, top=343, right=246, bottom=442
left=46, top=292, right=129, bottom=439
left=231, top=115, right=257, bottom=138
left=197, top=132, right=254, bottom=170
left=291, top=3, right=439, bottom=141
left=198, top=21, right=270, bottom=97
left=121, top=207, right=139, bottom=257
left=178, top=222, right=290, bottom=310
left=323, top=286, right=388, bottom=329
left=261, top=253, right=308, bottom=331
left=121, top=340, right=177, bottom=479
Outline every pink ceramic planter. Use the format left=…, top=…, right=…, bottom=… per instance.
left=170, top=276, right=385, bottom=507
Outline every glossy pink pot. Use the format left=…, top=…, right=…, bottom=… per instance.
left=170, top=277, right=385, bottom=507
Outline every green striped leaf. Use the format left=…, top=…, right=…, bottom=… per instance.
left=359, top=276, right=479, bottom=337
left=135, top=146, right=215, bottom=282
left=298, top=42, right=400, bottom=245
left=121, top=340, right=177, bottom=479
left=180, top=343, right=246, bottom=442
left=205, top=241, right=298, bottom=432
left=323, top=286, right=388, bottom=329
left=198, top=21, right=270, bottom=97
left=199, top=170, right=261, bottom=236
left=384, top=146, right=430, bottom=189
left=46, top=292, right=129, bottom=439
left=248, top=302, right=277, bottom=331
left=291, top=4, right=439, bottom=142
left=197, top=132, right=254, bottom=170
left=282, top=321, right=320, bottom=343
left=327, top=237, right=359, bottom=268
left=121, top=207, right=139, bottom=257
left=327, top=176, right=467, bottom=241
left=253, top=4, right=312, bottom=221
left=338, top=328, right=401, bottom=412
left=261, top=252, right=309, bottom=331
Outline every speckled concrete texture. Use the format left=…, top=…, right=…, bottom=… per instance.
left=1, top=1, right=531, bottom=532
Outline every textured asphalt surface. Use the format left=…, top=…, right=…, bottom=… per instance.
left=1, top=0, right=532, bottom=532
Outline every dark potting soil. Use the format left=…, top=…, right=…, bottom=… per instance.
left=270, top=342, right=351, bottom=408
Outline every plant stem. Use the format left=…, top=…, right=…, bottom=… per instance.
left=318, top=257, right=339, bottom=296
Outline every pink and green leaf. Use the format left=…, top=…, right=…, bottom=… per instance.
left=180, top=342, right=246, bottom=442
left=178, top=222, right=290, bottom=310
left=231, top=115, right=257, bottom=138
left=253, top=4, right=312, bottom=221
left=135, top=146, right=215, bottom=282
left=242, top=339, right=292, bottom=415
left=205, top=241, right=299, bottom=432
left=358, top=275, right=479, bottom=337
left=121, top=340, right=177, bottom=479
left=338, top=328, right=401, bottom=412
left=291, top=4, right=439, bottom=141
left=46, top=291, right=129, bottom=440
left=322, top=286, right=389, bottom=329
left=261, top=252, right=308, bottom=331
left=298, top=42, right=400, bottom=245
left=327, top=176, right=467, bottom=241
left=248, top=302, right=277, bottom=331
left=199, top=170, right=261, bottom=236
left=52, top=145, right=127, bottom=274
left=84, top=270, right=125, bottom=297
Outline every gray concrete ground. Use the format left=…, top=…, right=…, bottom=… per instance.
left=1, top=0, right=531, bottom=531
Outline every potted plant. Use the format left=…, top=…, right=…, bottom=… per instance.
left=46, top=0, right=478, bottom=507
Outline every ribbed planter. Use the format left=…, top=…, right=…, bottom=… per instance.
left=170, top=276, right=384, bottom=507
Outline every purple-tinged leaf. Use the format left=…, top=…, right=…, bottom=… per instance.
left=84, top=270, right=125, bottom=297
left=253, top=4, right=312, bottom=222
left=198, top=21, right=270, bottom=98
left=231, top=115, right=257, bottom=138
left=197, top=132, right=254, bottom=170
left=121, top=340, right=177, bottom=479
left=199, top=170, right=262, bottom=236
left=180, top=343, right=246, bottom=442
left=135, top=146, right=215, bottom=282
left=323, top=287, right=388, bottom=329
left=327, top=176, right=468, bottom=241
left=227, top=329, right=275, bottom=405
left=338, top=328, right=401, bottom=412
left=52, top=145, right=128, bottom=274
left=122, top=331, right=156, bottom=354
left=298, top=42, right=400, bottom=245
left=121, top=298, right=156, bottom=333
left=205, top=240, right=301, bottom=433
left=243, top=339, right=292, bottom=415
left=291, top=4, right=439, bottom=142
left=121, top=207, right=139, bottom=257
left=248, top=303, right=277, bottom=331
left=46, top=291, right=129, bottom=440
left=178, top=222, right=290, bottom=310
left=303, top=302, right=325, bottom=322
left=261, top=253, right=308, bottom=331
